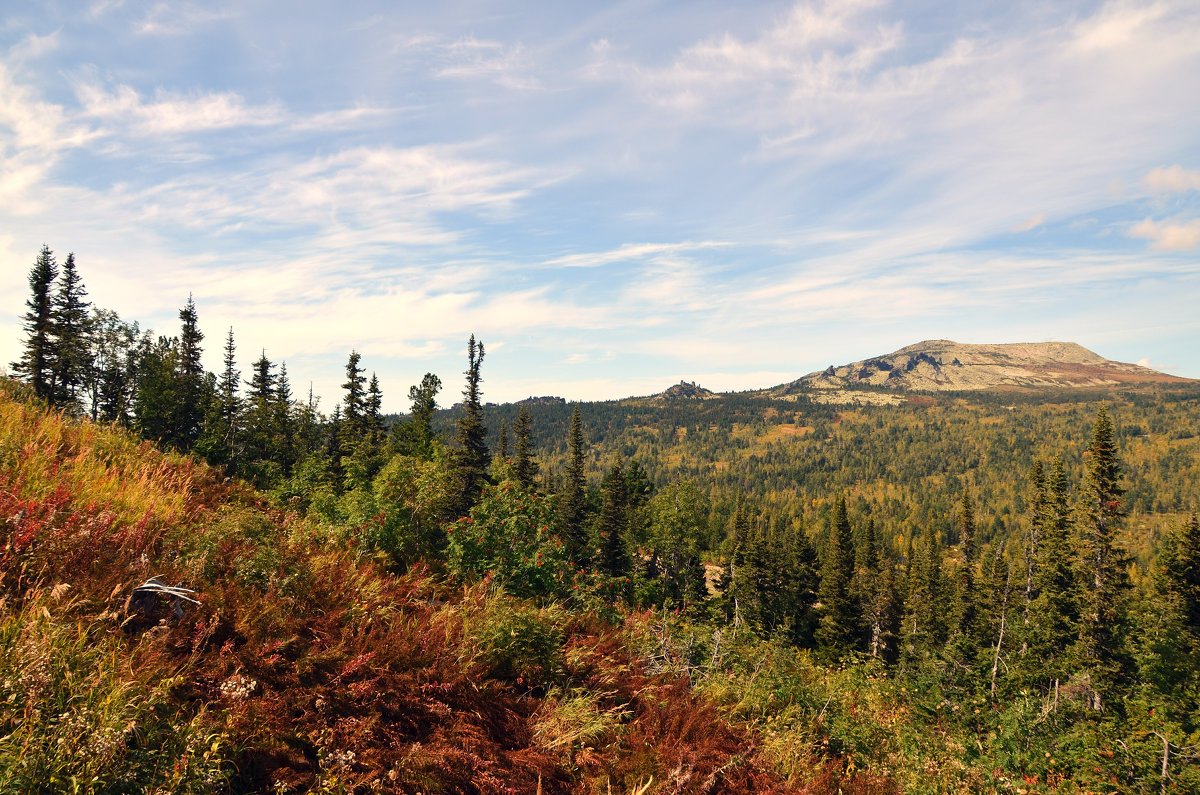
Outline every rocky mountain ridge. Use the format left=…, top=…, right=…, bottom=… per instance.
left=777, top=340, right=1191, bottom=393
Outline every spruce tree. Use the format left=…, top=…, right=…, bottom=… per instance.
left=275, top=363, right=296, bottom=474
left=450, top=335, right=489, bottom=517
left=785, top=522, right=822, bottom=647
left=340, top=350, right=366, bottom=452
left=1023, top=458, right=1077, bottom=689
left=816, top=496, right=860, bottom=658
left=512, top=406, right=538, bottom=489
left=49, top=253, right=91, bottom=411
left=900, top=527, right=944, bottom=666
left=855, top=519, right=899, bottom=660
left=366, top=373, right=384, bottom=438
left=946, top=490, right=979, bottom=670
left=11, top=245, right=58, bottom=401
left=558, top=404, right=590, bottom=564
left=597, top=461, right=631, bottom=582
left=1072, top=406, right=1131, bottom=710
left=242, top=351, right=278, bottom=476
left=720, top=501, right=758, bottom=625
left=174, top=295, right=206, bottom=449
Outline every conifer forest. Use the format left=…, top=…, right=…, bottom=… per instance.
left=2, top=247, right=1198, bottom=793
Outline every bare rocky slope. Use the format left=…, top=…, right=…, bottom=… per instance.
left=777, top=340, right=1193, bottom=392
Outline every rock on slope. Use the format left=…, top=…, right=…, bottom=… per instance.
left=789, top=340, right=1192, bottom=392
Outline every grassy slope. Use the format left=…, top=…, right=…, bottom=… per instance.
left=2, top=381, right=889, bottom=794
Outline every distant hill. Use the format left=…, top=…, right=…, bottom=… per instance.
left=516, top=395, right=566, bottom=406
left=656, top=380, right=718, bottom=399
left=774, top=340, right=1193, bottom=393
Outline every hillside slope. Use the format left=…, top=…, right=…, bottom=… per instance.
left=0, top=380, right=859, bottom=794
left=781, top=340, right=1191, bottom=392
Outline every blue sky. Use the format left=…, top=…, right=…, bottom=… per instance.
left=2, top=0, right=1198, bottom=409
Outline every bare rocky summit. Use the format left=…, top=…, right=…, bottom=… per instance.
left=784, top=340, right=1192, bottom=392
left=657, top=380, right=718, bottom=399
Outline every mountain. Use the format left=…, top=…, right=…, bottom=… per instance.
left=777, top=340, right=1192, bottom=393
left=656, top=380, right=718, bottom=399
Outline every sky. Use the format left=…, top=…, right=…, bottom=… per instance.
left=2, top=0, right=1199, bottom=410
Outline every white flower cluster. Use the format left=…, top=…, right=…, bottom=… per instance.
left=218, top=673, right=257, bottom=701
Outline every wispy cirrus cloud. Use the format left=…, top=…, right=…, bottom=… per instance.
left=1130, top=218, right=1200, bottom=251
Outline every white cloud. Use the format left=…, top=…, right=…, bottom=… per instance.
left=8, top=30, right=60, bottom=62
left=1012, top=213, right=1046, bottom=233
left=395, top=34, right=541, bottom=91
left=544, top=241, right=731, bottom=269
left=75, top=82, right=286, bottom=134
left=135, top=3, right=233, bottom=36
left=1071, top=1, right=1168, bottom=52
left=1143, top=165, right=1200, bottom=193
left=1130, top=218, right=1200, bottom=250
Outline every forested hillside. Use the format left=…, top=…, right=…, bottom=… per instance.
left=4, top=247, right=1200, bottom=793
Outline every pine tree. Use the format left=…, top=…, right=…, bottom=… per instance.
left=275, top=362, right=296, bottom=474
left=1164, top=514, right=1200, bottom=635
left=720, top=501, right=758, bottom=625
left=1072, top=406, right=1131, bottom=710
left=242, top=351, right=278, bottom=478
left=450, top=335, right=489, bottom=517
left=558, top=404, right=590, bottom=564
left=900, top=527, right=945, bottom=666
left=945, top=490, right=979, bottom=670
left=340, top=350, right=367, bottom=453
left=785, top=522, right=822, bottom=647
left=855, top=519, right=899, bottom=660
left=512, top=406, right=538, bottom=489
left=11, top=245, right=58, bottom=400
left=366, top=373, right=384, bottom=438
left=816, top=496, right=860, bottom=658
left=1023, top=458, right=1077, bottom=689
left=49, top=253, right=91, bottom=411
left=174, top=295, right=206, bottom=449
left=597, top=461, right=631, bottom=582
left=978, top=542, right=1013, bottom=696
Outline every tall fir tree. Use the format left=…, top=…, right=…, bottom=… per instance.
left=450, top=335, right=490, bottom=517
left=901, top=527, right=945, bottom=666
left=366, top=373, right=384, bottom=438
left=340, top=350, right=367, bottom=453
left=1022, top=458, right=1077, bottom=689
left=215, top=327, right=241, bottom=462
left=1072, top=406, right=1131, bottom=710
left=945, top=490, right=980, bottom=670
left=49, top=253, right=91, bottom=411
left=558, top=404, right=590, bottom=564
left=597, top=461, right=631, bottom=583
left=275, top=362, right=296, bottom=474
left=816, top=496, right=860, bottom=658
left=241, top=351, right=278, bottom=481
left=174, top=295, right=206, bottom=449
left=11, top=245, right=58, bottom=401
left=512, top=406, right=538, bottom=489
